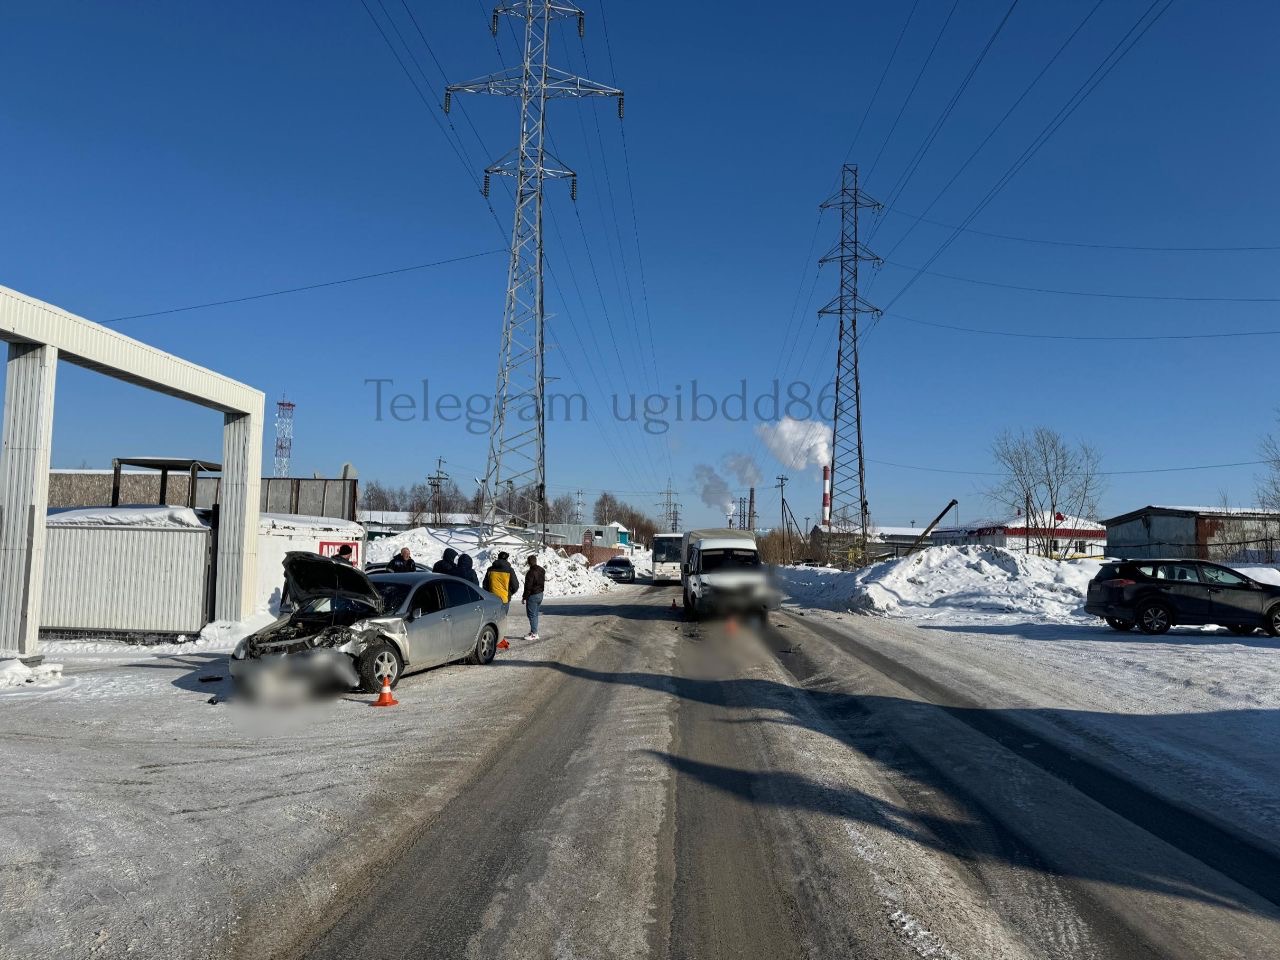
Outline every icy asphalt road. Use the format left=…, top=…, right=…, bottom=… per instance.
left=5, top=586, right=1280, bottom=959
left=292, top=589, right=1280, bottom=960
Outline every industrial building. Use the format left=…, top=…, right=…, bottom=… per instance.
left=1102, top=505, right=1280, bottom=562
left=930, top=512, right=1106, bottom=558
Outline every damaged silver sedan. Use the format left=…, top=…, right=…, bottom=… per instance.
left=230, top=552, right=506, bottom=695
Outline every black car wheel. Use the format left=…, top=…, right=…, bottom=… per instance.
left=1227, top=624, right=1257, bottom=637
left=466, top=624, right=498, bottom=665
left=1105, top=617, right=1135, bottom=632
left=1267, top=605, right=1280, bottom=638
left=1136, top=601, right=1172, bottom=636
left=357, top=640, right=403, bottom=693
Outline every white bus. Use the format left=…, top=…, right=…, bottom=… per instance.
left=652, top=532, right=683, bottom=584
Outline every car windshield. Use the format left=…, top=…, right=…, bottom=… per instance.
left=297, top=596, right=380, bottom=615
left=653, top=538, right=682, bottom=562
left=371, top=581, right=414, bottom=612
left=607, top=559, right=631, bottom=567
left=701, top=549, right=760, bottom=571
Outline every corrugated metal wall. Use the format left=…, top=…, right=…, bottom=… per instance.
left=41, top=527, right=210, bottom=633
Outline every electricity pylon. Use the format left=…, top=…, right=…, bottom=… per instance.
left=819, top=164, right=882, bottom=562
left=446, top=3, right=623, bottom=541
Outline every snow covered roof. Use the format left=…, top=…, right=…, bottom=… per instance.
left=46, top=505, right=208, bottom=529
left=259, top=513, right=365, bottom=537
left=357, top=510, right=479, bottom=526
left=935, top=512, right=1104, bottom=536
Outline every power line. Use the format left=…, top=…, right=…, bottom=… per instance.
left=866, top=457, right=1269, bottom=477
left=882, top=206, right=1280, bottom=253
left=880, top=258, right=1280, bottom=303
left=887, top=312, right=1280, bottom=342
left=105, top=249, right=505, bottom=323
left=879, top=0, right=1177, bottom=316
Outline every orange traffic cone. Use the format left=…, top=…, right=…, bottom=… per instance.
left=497, top=637, right=510, bottom=650
left=371, top=676, right=399, bottom=707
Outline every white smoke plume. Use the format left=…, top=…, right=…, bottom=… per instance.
left=755, top=417, right=831, bottom=471
left=722, top=452, right=762, bottom=487
left=693, top=464, right=735, bottom=515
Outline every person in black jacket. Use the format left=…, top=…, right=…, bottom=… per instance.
left=333, top=544, right=354, bottom=567
left=456, top=554, right=479, bottom=586
left=387, top=547, right=417, bottom=573
left=432, top=547, right=459, bottom=576
left=521, top=553, right=546, bottom=640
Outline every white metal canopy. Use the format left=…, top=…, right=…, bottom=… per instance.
left=0, top=284, right=264, bottom=657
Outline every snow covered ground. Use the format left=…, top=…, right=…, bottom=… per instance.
left=776, top=546, right=1280, bottom=852
left=366, top=525, right=614, bottom=598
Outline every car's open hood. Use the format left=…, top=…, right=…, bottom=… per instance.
left=282, top=551, right=384, bottom=613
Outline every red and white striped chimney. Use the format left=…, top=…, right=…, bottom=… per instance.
left=821, top=465, right=832, bottom=526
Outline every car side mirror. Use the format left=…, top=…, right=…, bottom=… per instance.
left=408, top=608, right=423, bottom=622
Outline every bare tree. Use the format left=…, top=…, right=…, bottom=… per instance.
left=988, top=427, right=1105, bottom=559
left=593, top=492, right=622, bottom=525
left=548, top=493, right=576, bottom=524
left=1261, top=418, right=1280, bottom=514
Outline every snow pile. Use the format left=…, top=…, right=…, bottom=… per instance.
left=778, top=546, right=1102, bottom=625
left=46, top=505, right=206, bottom=528
left=366, top=526, right=614, bottom=598
left=42, top=610, right=279, bottom=658
left=0, top=658, right=64, bottom=690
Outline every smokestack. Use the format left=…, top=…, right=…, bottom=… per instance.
left=821, top=465, right=832, bottom=526
left=747, top=487, right=756, bottom=532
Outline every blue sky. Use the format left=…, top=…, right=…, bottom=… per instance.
left=3, top=1, right=1278, bottom=528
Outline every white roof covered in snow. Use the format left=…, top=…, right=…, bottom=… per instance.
left=46, top=505, right=207, bottom=529
left=259, top=513, right=365, bottom=536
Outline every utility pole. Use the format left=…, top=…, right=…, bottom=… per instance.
left=820, top=164, right=881, bottom=564
left=656, top=479, right=682, bottom=532
left=427, top=457, right=448, bottom=524
left=447, top=3, right=623, bottom=543
left=776, top=475, right=790, bottom=564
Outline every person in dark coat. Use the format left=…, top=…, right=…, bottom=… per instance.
left=388, top=547, right=416, bottom=573
left=456, top=553, right=479, bottom=586
left=521, top=553, right=546, bottom=640
left=333, top=544, right=354, bottom=566
left=482, top=551, right=520, bottom=606
left=432, top=547, right=459, bottom=576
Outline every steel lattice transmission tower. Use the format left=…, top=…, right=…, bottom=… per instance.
left=273, top=398, right=295, bottom=478
left=819, top=164, right=882, bottom=560
left=447, top=2, right=623, bottom=540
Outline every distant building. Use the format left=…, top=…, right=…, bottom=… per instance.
left=1102, top=505, right=1280, bottom=562
left=931, top=511, right=1106, bottom=558
left=807, top=523, right=935, bottom=563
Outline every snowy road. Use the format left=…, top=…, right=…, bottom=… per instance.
left=5, top=586, right=1280, bottom=959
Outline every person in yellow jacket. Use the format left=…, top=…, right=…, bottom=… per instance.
left=482, top=551, right=520, bottom=607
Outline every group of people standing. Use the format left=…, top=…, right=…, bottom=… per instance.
left=385, top=545, right=546, bottom=641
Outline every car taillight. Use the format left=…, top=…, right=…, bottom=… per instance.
left=1101, top=578, right=1136, bottom=588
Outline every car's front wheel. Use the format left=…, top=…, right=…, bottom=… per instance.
left=467, top=624, right=498, bottom=665
left=1105, top=617, right=1135, bottom=632
left=356, top=640, right=403, bottom=693
left=1136, top=601, right=1173, bottom=636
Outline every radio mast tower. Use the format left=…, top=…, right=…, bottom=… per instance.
left=273, top=398, right=295, bottom=478
left=657, top=479, right=682, bottom=533
left=447, top=3, right=623, bottom=541
left=819, top=164, right=882, bottom=561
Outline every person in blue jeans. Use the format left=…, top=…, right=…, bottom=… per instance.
left=521, top=554, right=546, bottom=640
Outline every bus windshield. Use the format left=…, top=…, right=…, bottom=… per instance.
left=653, top=538, right=682, bottom=563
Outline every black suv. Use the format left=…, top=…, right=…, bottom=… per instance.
left=602, top=556, right=636, bottom=583
left=1086, top=560, right=1280, bottom=636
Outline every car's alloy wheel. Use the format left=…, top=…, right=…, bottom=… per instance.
left=468, top=625, right=498, bottom=665
left=357, top=640, right=403, bottom=693
left=372, top=650, right=398, bottom=684
left=1268, top=607, right=1280, bottom=638
left=1137, top=603, right=1172, bottom=635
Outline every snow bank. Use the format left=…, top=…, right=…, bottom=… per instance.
left=366, top=526, right=614, bottom=598
left=778, top=546, right=1101, bottom=625
left=0, top=658, right=65, bottom=690
left=41, top=611, right=278, bottom=658
left=46, top=505, right=206, bottom=528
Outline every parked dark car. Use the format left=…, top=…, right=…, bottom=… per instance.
left=1085, top=559, right=1280, bottom=636
left=602, top=556, right=636, bottom=583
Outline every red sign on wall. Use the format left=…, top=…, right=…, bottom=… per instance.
left=318, top=540, right=361, bottom=565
